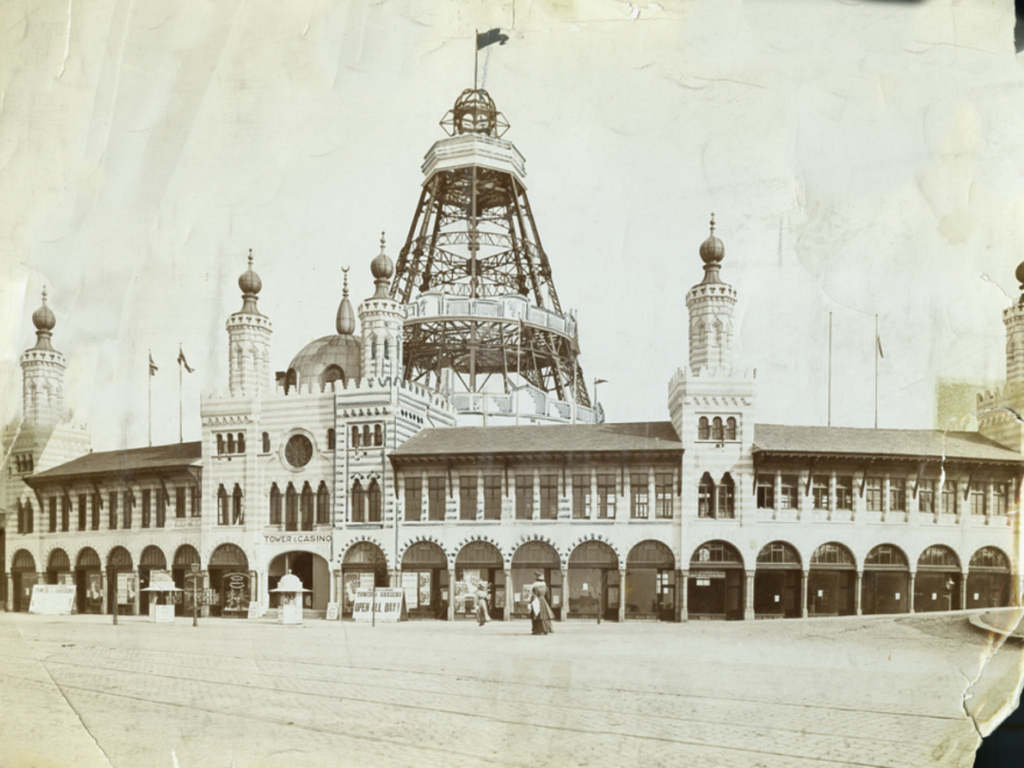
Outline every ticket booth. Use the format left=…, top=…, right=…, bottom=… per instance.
left=142, top=573, right=181, bottom=623
left=271, top=572, right=310, bottom=625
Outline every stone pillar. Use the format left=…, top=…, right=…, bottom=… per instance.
left=618, top=569, right=626, bottom=622
left=504, top=568, right=513, bottom=621
left=560, top=568, right=568, bottom=621
left=5, top=574, right=12, bottom=611
left=744, top=570, right=755, bottom=620
left=800, top=570, right=809, bottom=618
left=855, top=571, right=863, bottom=616
left=676, top=569, right=685, bottom=622
left=908, top=571, right=916, bottom=613
left=1013, top=572, right=1021, bottom=607
left=201, top=570, right=210, bottom=618
left=960, top=571, right=968, bottom=611
left=249, top=571, right=257, bottom=604
left=447, top=567, right=455, bottom=621
left=390, top=568, right=401, bottom=588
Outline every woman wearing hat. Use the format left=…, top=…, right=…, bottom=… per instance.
left=530, top=571, right=555, bottom=635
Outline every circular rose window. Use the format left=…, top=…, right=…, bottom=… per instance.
left=284, top=434, right=313, bottom=468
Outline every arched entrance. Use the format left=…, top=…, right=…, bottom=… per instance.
left=625, top=540, right=675, bottom=620
left=208, top=544, right=251, bottom=617
left=46, top=549, right=71, bottom=584
left=755, top=541, right=802, bottom=618
left=454, top=541, right=505, bottom=620
left=73, top=548, right=103, bottom=614
left=688, top=540, right=744, bottom=620
left=139, top=546, right=167, bottom=614
left=107, top=546, right=135, bottom=615
left=401, top=541, right=449, bottom=619
left=172, top=545, right=201, bottom=616
left=862, top=544, right=909, bottom=614
left=269, top=551, right=330, bottom=616
left=967, top=547, right=1011, bottom=608
left=568, top=540, right=619, bottom=621
left=916, top=545, right=961, bottom=612
left=510, top=540, right=562, bottom=619
left=11, top=549, right=36, bottom=612
left=807, top=542, right=856, bottom=616
left=341, top=542, right=389, bottom=617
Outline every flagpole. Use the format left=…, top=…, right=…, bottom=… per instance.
left=827, top=312, right=832, bottom=427
left=515, top=318, right=521, bottom=426
left=178, top=344, right=183, bottom=444
left=474, top=29, right=478, bottom=89
left=148, top=349, right=153, bottom=447
left=873, top=313, right=878, bottom=429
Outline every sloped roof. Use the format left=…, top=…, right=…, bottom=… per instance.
left=752, top=424, right=1022, bottom=463
left=393, top=421, right=682, bottom=460
left=26, top=441, right=202, bottom=485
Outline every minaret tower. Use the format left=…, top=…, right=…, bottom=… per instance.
left=685, top=214, right=738, bottom=374
left=359, top=233, right=403, bottom=381
left=977, top=262, right=1024, bottom=450
left=21, top=288, right=67, bottom=426
left=226, top=250, right=273, bottom=398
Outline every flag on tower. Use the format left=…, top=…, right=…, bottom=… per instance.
left=876, top=333, right=885, bottom=359
left=177, top=346, right=195, bottom=373
left=476, top=28, right=509, bottom=49
left=149, top=352, right=159, bottom=375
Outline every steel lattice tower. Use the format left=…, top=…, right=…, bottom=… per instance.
left=391, top=88, right=596, bottom=423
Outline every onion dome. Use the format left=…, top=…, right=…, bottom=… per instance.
left=698, top=213, right=725, bottom=283
left=31, top=287, right=56, bottom=350
left=1016, top=261, right=1024, bottom=305
left=238, top=249, right=263, bottom=313
left=371, top=231, right=394, bottom=299
left=336, top=266, right=356, bottom=335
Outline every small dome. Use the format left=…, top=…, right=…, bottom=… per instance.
left=1015, top=261, right=1024, bottom=289
left=371, top=232, right=394, bottom=280
left=336, top=267, right=356, bottom=335
left=238, top=249, right=262, bottom=295
left=272, top=572, right=308, bottom=593
left=32, top=288, right=55, bottom=332
left=287, top=334, right=362, bottom=390
left=699, top=213, right=725, bottom=265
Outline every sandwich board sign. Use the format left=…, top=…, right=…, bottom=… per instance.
left=352, top=588, right=407, bottom=623
left=29, top=584, right=76, bottom=615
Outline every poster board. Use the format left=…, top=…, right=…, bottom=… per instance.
left=352, top=588, right=407, bottom=623
left=325, top=602, right=339, bottom=621
left=117, top=572, right=138, bottom=605
left=29, top=584, right=75, bottom=615
left=401, top=571, right=419, bottom=609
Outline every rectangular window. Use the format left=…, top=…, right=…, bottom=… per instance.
left=836, top=476, right=853, bottom=510
left=191, top=486, right=200, bottom=517
left=428, top=477, right=445, bottom=521
left=812, top=476, right=830, bottom=510
left=865, top=477, right=883, bottom=512
left=91, top=494, right=100, bottom=530
left=176, top=487, right=186, bottom=518
left=655, top=473, right=673, bottom=518
left=123, top=491, right=133, bottom=529
left=78, top=494, right=87, bottom=530
left=941, top=481, right=956, bottom=515
left=716, top=482, right=734, bottom=519
left=515, top=475, right=533, bottom=520
left=405, top=477, right=422, bottom=522
left=779, top=475, right=797, bottom=509
left=918, top=479, right=935, bottom=514
left=970, top=483, right=987, bottom=516
left=889, top=478, right=906, bottom=512
left=540, top=474, right=558, bottom=520
left=61, top=497, right=69, bottom=531
left=993, top=483, right=1008, bottom=516
left=484, top=475, right=502, bottom=520
left=630, top=474, right=649, bottom=519
left=156, top=489, right=166, bottom=527
left=108, top=491, right=118, bottom=529
left=597, top=474, right=616, bottom=519
left=49, top=497, right=57, bottom=532
left=142, top=489, right=151, bottom=528
left=756, top=475, right=775, bottom=509
left=459, top=476, right=477, bottom=520
left=698, top=479, right=713, bottom=518
left=572, top=474, right=591, bottom=519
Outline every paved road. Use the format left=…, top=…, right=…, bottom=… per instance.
left=0, top=610, right=1018, bottom=768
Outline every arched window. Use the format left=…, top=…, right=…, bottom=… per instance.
left=698, top=417, right=709, bottom=440
left=352, top=426, right=361, bottom=448
left=216, top=434, right=224, bottom=454
left=25, top=499, right=33, bottom=533
left=320, top=364, right=344, bottom=388
left=698, top=472, right=715, bottom=518
left=696, top=321, right=707, bottom=345
left=717, top=473, right=735, bottom=519
left=285, top=483, right=298, bottom=531
left=300, top=482, right=314, bottom=531
left=725, top=417, right=737, bottom=441
left=711, top=417, right=723, bottom=441
left=269, top=483, right=282, bottom=525
left=327, top=428, right=336, bottom=450
left=362, top=425, right=371, bottom=447
left=16, top=499, right=23, bottom=533
left=383, top=339, right=389, bottom=359
left=217, top=484, right=229, bottom=525
left=262, top=432, right=270, bottom=453
left=226, top=433, right=235, bottom=453
left=237, top=433, right=245, bottom=453
left=316, top=482, right=330, bottom=525
left=368, top=479, right=382, bottom=522
left=232, top=484, right=243, bottom=524
left=373, top=424, right=382, bottom=446
left=371, top=337, right=377, bottom=360
left=351, top=480, right=365, bottom=522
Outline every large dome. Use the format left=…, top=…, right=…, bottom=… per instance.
left=286, top=334, right=362, bottom=390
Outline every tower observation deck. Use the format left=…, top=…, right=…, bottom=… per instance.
left=390, top=88, right=597, bottom=424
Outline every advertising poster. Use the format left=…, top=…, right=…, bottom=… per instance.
left=401, top=571, right=419, bottom=609
left=418, top=572, right=431, bottom=608
left=344, top=572, right=363, bottom=608
left=86, top=572, right=103, bottom=612
left=117, top=572, right=137, bottom=605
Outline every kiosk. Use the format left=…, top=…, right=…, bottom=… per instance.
left=142, top=573, right=181, bottom=624
left=270, top=572, right=310, bottom=625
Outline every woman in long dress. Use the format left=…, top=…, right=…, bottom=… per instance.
left=475, top=583, right=490, bottom=626
left=530, top=583, right=555, bottom=635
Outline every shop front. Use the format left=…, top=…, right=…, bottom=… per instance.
left=567, top=540, right=618, bottom=621
left=268, top=551, right=330, bottom=616
left=172, top=545, right=201, bottom=617
left=73, top=547, right=104, bottom=614
left=967, top=546, right=1012, bottom=608
left=340, top=541, right=389, bottom=618
left=208, top=543, right=251, bottom=617
left=107, top=546, right=136, bottom=615
left=401, top=541, right=449, bottom=619
left=688, top=540, right=744, bottom=620
left=10, top=549, right=37, bottom=612
left=138, top=546, right=168, bottom=615
left=861, top=544, right=909, bottom=614
left=754, top=541, right=801, bottom=618
left=625, top=540, right=675, bottom=620
left=915, top=545, right=961, bottom=612
left=807, top=542, right=856, bottom=616
left=510, top=540, right=562, bottom=619
left=454, top=541, right=505, bottom=621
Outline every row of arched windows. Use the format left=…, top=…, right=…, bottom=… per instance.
left=352, top=424, right=384, bottom=448
left=697, top=416, right=738, bottom=441
left=216, top=484, right=244, bottom=525
left=698, top=472, right=735, bottom=519
left=216, top=432, right=246, bottom=455
left=269, top=481, right=330, bottom=530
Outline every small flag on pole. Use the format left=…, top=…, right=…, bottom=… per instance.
left=149, top=352, right=159, bottom=376
left=876, top=334, right=885, bottom=359
left=476, top=28, right=509, bottom=50
left=177, top=346, right=195, bottom=373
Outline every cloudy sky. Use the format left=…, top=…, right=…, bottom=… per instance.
left=2, top=0, right=1023, bottom=451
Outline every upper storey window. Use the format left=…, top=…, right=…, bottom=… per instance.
left=215, top=432, right=246, bottom=455
left=696, top=415, right=739, bottom=442
left=284, top=434, right=313, bottom=469
left=13, top=452, right=33, bottom=474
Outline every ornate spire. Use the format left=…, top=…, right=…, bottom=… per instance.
left=31, top=286, right=56, bottom=350
left=698, top=212, right=725, bottom=284
left=370, top=231, right=394, bottom=299
left=336, top=266, right=356, bottom=335
left=238, top=248, right=263, bottom=314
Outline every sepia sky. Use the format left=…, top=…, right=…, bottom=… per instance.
left=2, top=0, right=1024, bottom=451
